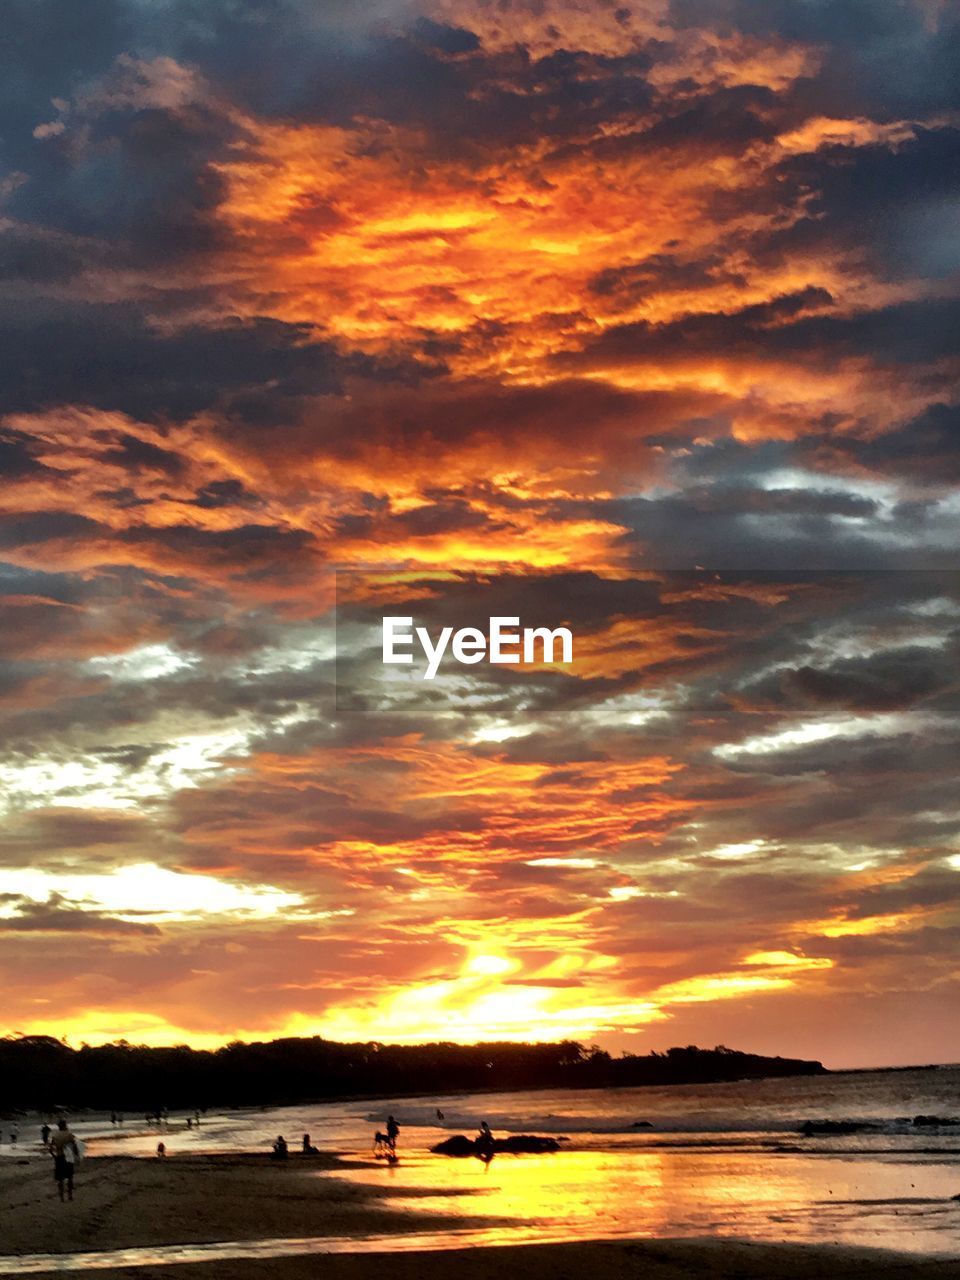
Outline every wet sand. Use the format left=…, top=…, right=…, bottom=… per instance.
left=0, top=1153, right=487, bottom=1255
left=1, top=1155, right=957, bottom=1279
left=61, top=1241, right=960, bottom=1280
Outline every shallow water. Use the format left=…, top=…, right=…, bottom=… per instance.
left=36, top=1064, right=960, bottom=1160
left=333, top=1146, right=960, bottom=1255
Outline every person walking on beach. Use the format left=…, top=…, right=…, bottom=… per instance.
left=385, top=1115, right=399, bottom=1155
left=41, top=1123, right=51, bottom=1147
left=49, top=1119, right=79, bottom=1202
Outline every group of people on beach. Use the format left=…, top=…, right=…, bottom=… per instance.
left=270, top=1131, right=321, bottom=1160
left=271, top=1114, right=404, bottom=1163
left=30, top=1107, right=490, bottom=1200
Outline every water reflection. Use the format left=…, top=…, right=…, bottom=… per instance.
left=332, top=1148, right=960, bottom=1255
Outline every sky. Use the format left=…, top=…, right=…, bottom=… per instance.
left=1, top=0, right=958, bottom=1068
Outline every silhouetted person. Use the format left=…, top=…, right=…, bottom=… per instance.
left=436, top=1109, right=445, bottom=1122
left=50, top=1119, right=78, bottom=1202
left=386, top=1115, right=399, bottom=1154
left=10, top=1125, right=18, bottom=1144
left=41, top=1123, right=51, bottom=1147
left=272, top=1135, right=288, bottom=1160
left=477, top=1121, right=495, bottom=1161
left=302, top=1133, right=319, bottom=1154
left=157, top=1142, right=166, bottom=1158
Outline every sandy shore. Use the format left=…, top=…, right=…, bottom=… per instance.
left=5, top=1240, right=960, bottom=1280
left=0, top=1153, right=489, bottom=1254
left=0, top=1155, right=957, bottom=1279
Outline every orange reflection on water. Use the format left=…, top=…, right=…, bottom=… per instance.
left=334, top=1148, right=960, bottom=1254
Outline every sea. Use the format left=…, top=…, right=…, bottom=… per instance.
left=4, top=1066, right=959, bottom=1268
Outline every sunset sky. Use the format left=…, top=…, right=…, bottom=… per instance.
left=1, top=0, right=958, bottom=1068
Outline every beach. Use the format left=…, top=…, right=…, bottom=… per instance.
left=3, top=1073, right=959, bottom=1278
left=0, top=1152, right=520, bottom=1255
left=1, top=1154, right=959, bottom=1280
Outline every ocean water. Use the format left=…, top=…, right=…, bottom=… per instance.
left=7, top=1067, right=960, bottom=1261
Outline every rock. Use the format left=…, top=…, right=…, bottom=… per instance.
left=798, top=1120, right=866, bottom=1136
left=913, top=1114, right=959, bottom=1127
left=631, top=1120, right=652, bottom=1128
left=497, top=1134, right=560, bottom=1153
left=431, top=1135, right=477, bottom=1157
left=430, top=1133, right=560, bottom=1157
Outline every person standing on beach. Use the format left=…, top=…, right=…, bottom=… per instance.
left=41, top=1123, right=51, bottom=1147
left=49, top=1119, right=79, bottom=1202
left=386, top=1114, right=399, bottom=1154
left=477, top=1121, right=495, bottom=1161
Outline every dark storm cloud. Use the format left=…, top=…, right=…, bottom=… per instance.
left=3, top=0, right=647, bottom=164
left=546, top=82, right=782, bottom=164
left=0, top=897, right=161, bottom=935
left=413, top=15, right=481, bottom=55
left=0, top=1, right=130, bottom=159
left=745, top=639, right=960, bottom=712
left=0, top=512, right=101, bottom=550
left=569, top=491, right=959, bottom=570
left=801, top=402, right=960, bottom=486
left=11, top=102, right=237, bottom=266
left=0, top=425, right=44, bottom=478
left=0, top=303, right=352, bottom=420
left=756, top=129, right=960, bottom=282
left=677, top=487, right=877, bottom=517
left=168, top=14, right=659, bottom=148
left=191, top=479, right=261, bottom=510
left=335, top=497, right=505, bottom=540
left=102, top=433, right=186, bottom=477
left=668, top=0, right=960, bottom=115
left=0, top=227, right=85, bottom=285
left=590, top=251, right=748, bottom=305
left=559, top=289, right=960, bottom=371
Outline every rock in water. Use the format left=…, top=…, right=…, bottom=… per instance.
left=431, top=1135, right=476, bottom=1157
left=798, top=1120, right=867, bottom=1136
left=430, top=1133, right=560, bottom=1157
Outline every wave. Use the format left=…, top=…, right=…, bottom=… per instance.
left=363, top=1107, right=960, bottom=1138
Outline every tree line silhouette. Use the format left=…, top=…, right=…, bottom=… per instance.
left=0, top=1035, right=824, bottom=1111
